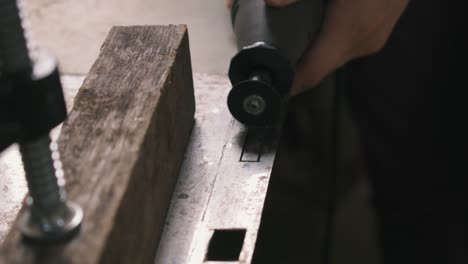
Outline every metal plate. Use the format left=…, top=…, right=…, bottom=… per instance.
left=154, top=74, right=279, bottom=264
left=1, top=74, right=278, bottom=264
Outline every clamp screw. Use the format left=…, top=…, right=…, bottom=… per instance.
left=18, top=136, right=83, bottom=242
left=0, top=0, right=82, bottom=242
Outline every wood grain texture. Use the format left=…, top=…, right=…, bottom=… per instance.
left=0, top=25, right=195, bottom=264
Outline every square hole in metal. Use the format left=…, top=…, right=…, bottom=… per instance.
left=239, top=129, right=263, bottom=162
left=205, top=229, right=246, bottom=261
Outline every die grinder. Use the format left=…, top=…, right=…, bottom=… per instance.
left=228, top=0, right=324, bottom=126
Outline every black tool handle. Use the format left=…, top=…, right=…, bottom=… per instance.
left=227, top=0, right=324, bottom=126
left=231, top=0, right=323, bottom=67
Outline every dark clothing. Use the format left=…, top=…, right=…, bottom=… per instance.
left=252, top=1, right=466, bottom=263
left=346, top=1, right=467, bottom=262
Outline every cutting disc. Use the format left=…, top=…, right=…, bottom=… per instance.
left=227, top=79, right=282, bottom=126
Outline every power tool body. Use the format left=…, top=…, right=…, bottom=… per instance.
left=228, top=0, right=323, bottom=126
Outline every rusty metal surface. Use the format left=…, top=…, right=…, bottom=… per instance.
left=153, top=74, right=234, bottom=264
left=154, top=74, right=279, bottom=264
left=1, top=73, right=378, bottom=264
left=2, top=74, right=274, bottom=264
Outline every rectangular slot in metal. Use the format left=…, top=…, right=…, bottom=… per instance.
left=239, top=129, right=264, bottom=162
left=205, top=229, right=246, bottom=261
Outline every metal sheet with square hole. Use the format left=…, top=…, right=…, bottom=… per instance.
left=155, top=74, right=279, bottom=264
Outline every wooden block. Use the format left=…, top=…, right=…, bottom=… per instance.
left=0, top=25, right=195, bottom=264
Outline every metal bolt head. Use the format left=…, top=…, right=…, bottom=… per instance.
left=242, top=94, right=266, bottom=116
left=19, top=200, right=83, bottom=243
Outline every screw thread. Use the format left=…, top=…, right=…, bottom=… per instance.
left=0, top=0, right=64, bottom=212
left=19, top=136, right=65, bottom=212
left=1, top=1, right=82, bottom=240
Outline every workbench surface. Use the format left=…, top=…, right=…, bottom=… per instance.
left=0, top=73, right=276, bottom=264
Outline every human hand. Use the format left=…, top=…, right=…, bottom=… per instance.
left=290, top=0, right=409, bottom=95
left=227, top=0, right=409, bottom=96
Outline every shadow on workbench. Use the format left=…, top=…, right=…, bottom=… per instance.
left=252, top=78, right=381, bottom=264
